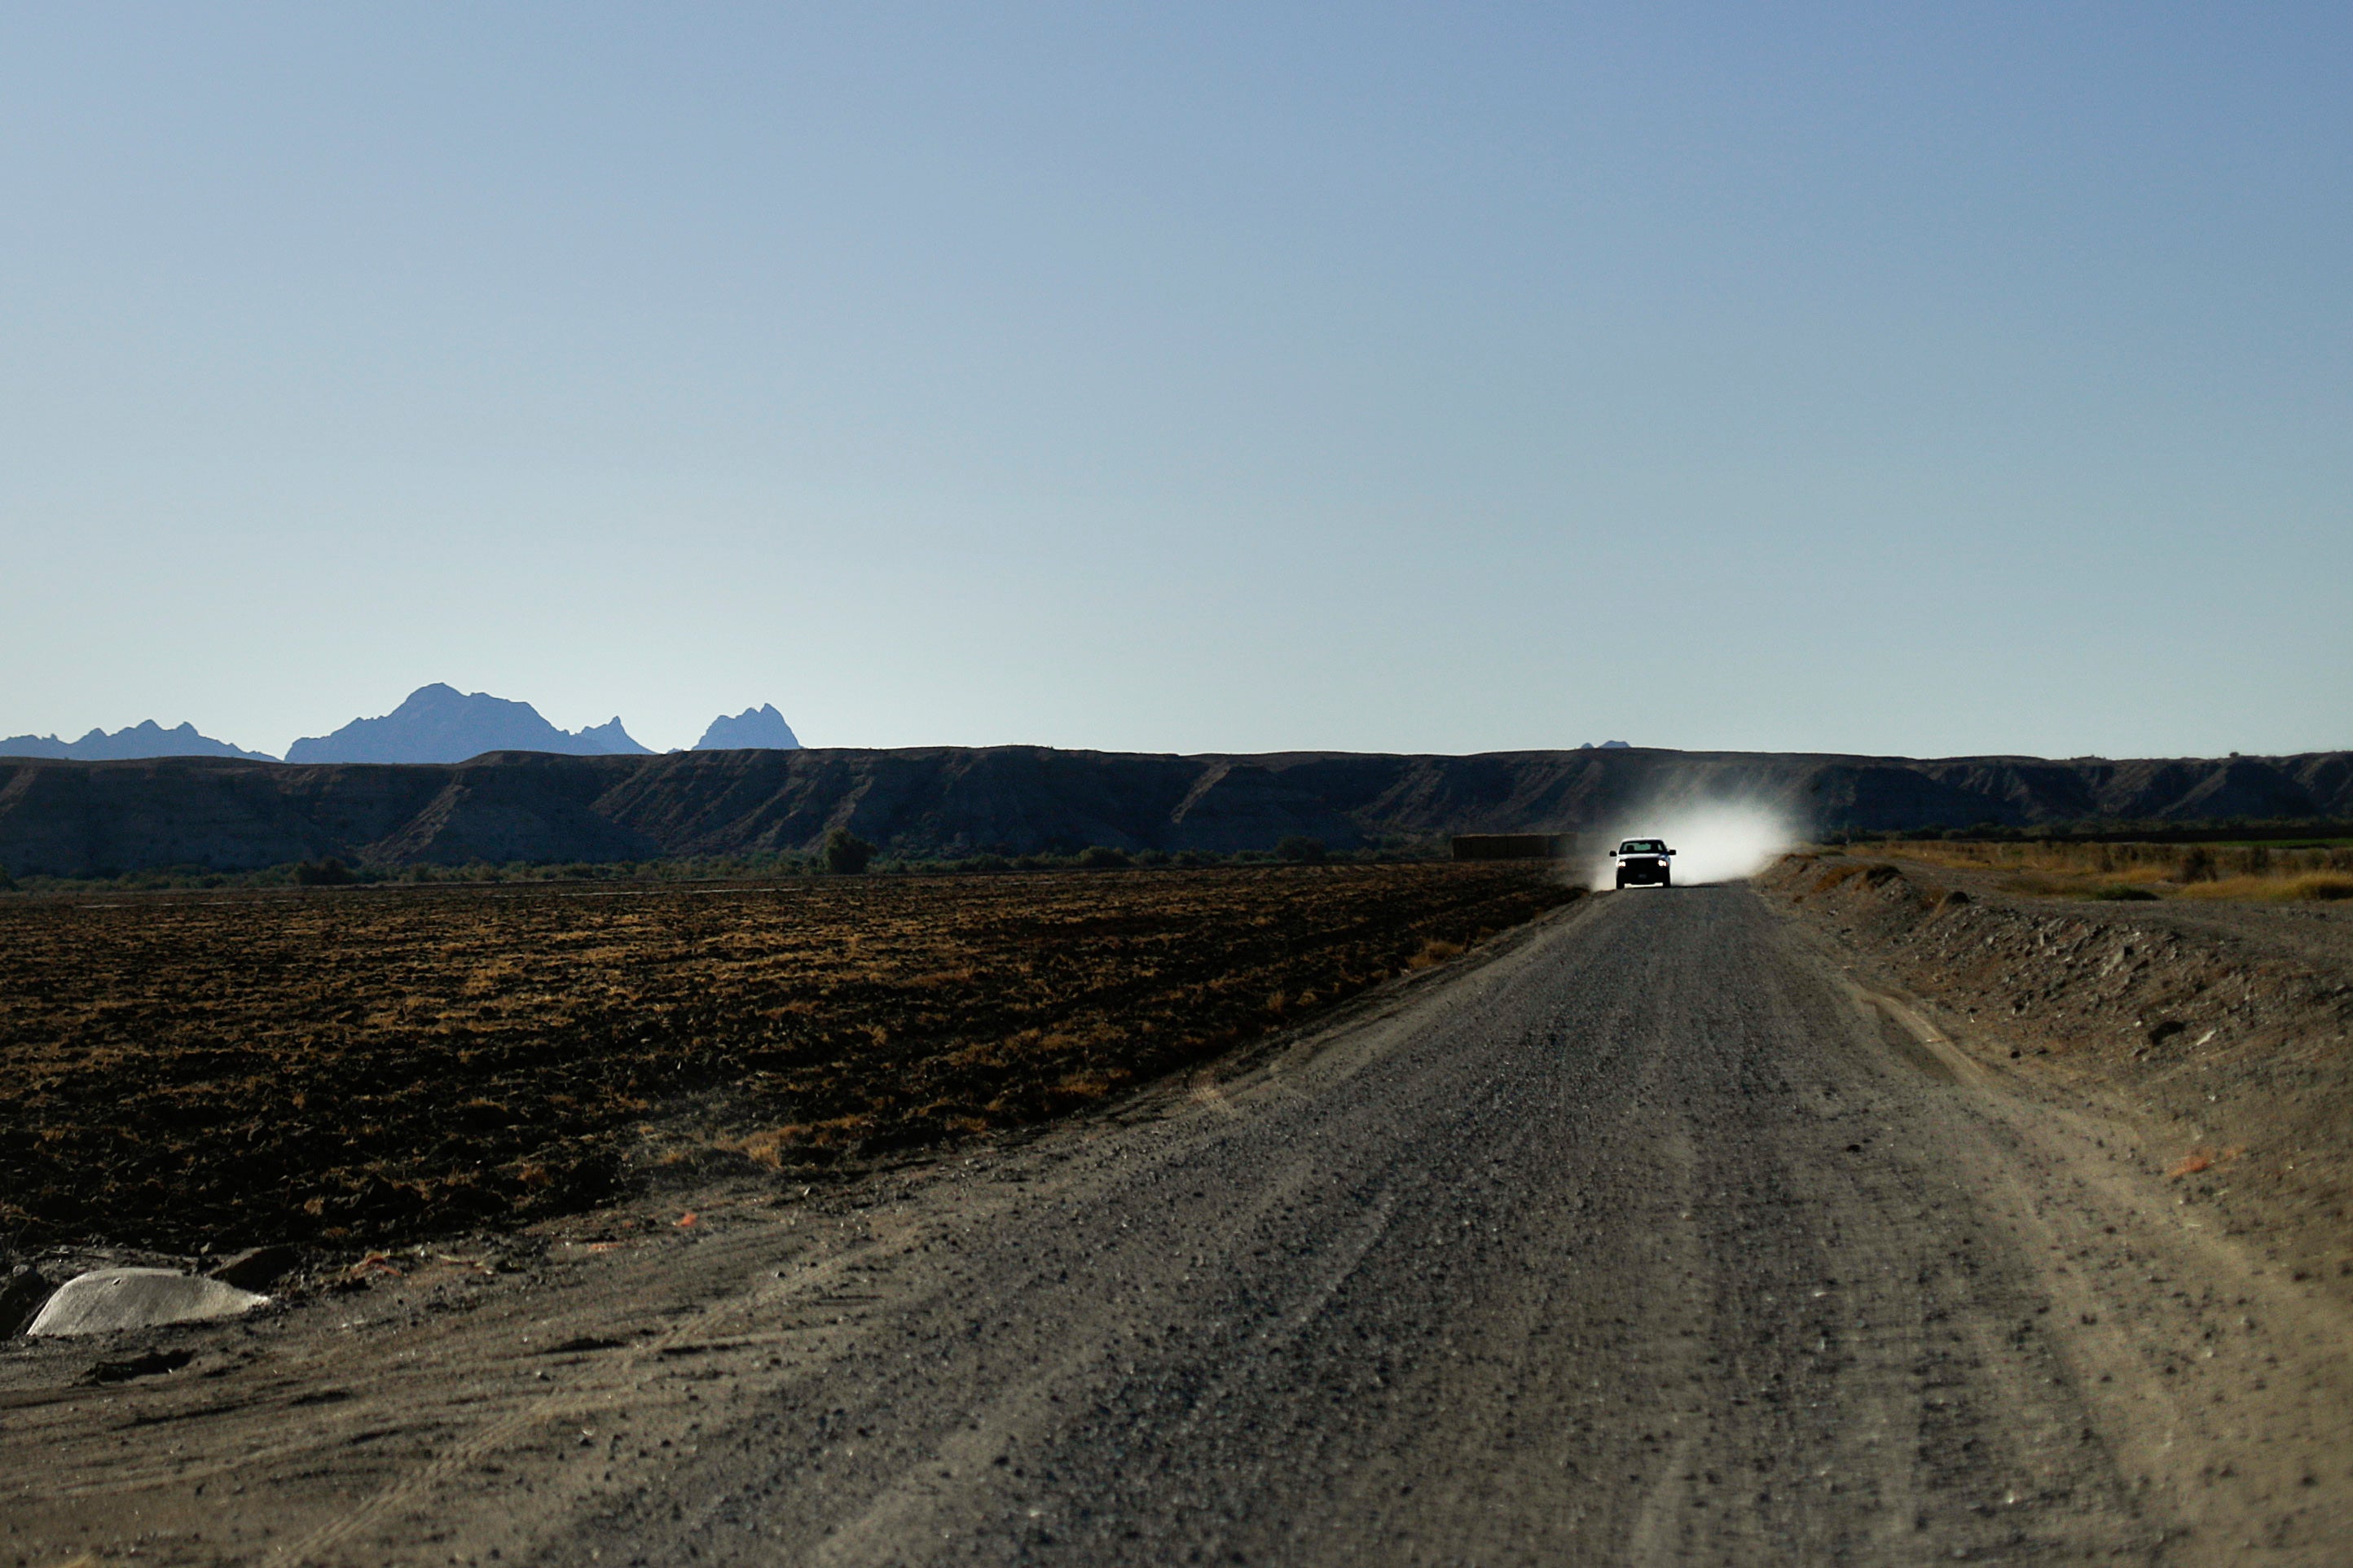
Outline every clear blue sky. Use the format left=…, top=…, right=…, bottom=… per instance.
left=3, top=3, right=2345, bottom=758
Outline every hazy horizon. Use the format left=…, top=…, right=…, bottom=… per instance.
left=4, top=6, right=2346, bottom=758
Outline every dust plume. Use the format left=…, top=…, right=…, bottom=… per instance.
left=1581, top=801, right=1799, bottom=890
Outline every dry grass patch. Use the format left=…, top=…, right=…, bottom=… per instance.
left=1405, top=938, right=1467, bottom=970
left=1886, top=840, right=2353, bottom=902
left=2176, top=872, right=2353, bottom=903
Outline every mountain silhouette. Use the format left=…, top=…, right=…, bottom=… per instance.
left=285, top=684, right=653, bottom=764
left=0, top=720, right=276, bottom=762
left=693, top=704, right=801, bottom=751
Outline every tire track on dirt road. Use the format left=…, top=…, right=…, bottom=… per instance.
left=546, top=886, right=2350, bottom=1565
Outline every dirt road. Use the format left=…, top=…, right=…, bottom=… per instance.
left=8, top=886, right=2351, bottom=1565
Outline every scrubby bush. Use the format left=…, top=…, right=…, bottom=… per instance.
left=292, top=857, right=356, bottom=886
left=1076, top=845, right=1132, bottom=869
left=823, top=828, right=876, bottom=875
left=1276, top=836, right=1327, bottom=863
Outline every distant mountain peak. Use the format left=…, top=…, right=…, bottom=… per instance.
left=574, top=718, right=640, bottom=750
left=0, top=720, right=276, bottom=762
left=693, top=704, right=801, bottom=752
left=285, top=684, right=653, bottom=764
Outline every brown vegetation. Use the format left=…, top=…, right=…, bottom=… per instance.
left=1882, top=838, right=2353, bottom=902
left=0, top=865, right=1572, bottom=1254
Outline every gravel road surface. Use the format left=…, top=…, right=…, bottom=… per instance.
left=8, top=885, right=2350, bottom=1566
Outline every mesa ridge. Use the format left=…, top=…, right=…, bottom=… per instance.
left=1, top=744, right=2345, bottom=877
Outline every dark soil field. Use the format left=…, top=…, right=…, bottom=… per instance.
left=0, top=864, right=1571, bottom=1254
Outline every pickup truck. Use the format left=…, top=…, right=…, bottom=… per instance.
left=1611, top=838, right=1674, bottom=889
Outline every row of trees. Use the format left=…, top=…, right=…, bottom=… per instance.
left=0, top=834, right=1383, bottom=894
left=821, top=830, right=1329, bottom=874
left=1854, top=817, right=2353, bottom=846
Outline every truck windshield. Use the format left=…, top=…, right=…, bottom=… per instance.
left=1620, top=841, right=1663, bottom=854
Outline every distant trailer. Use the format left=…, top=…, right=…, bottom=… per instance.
left=1449, top=833, right=1572, bottom=862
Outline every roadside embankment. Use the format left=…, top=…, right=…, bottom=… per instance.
left=1764, top=853, right=2353, bottom=1299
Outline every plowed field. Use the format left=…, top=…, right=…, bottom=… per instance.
left=0, top=865, right=1571, bottom=1253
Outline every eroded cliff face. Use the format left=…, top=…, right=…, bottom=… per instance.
left=1, top=745, right=2347, bottom=876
